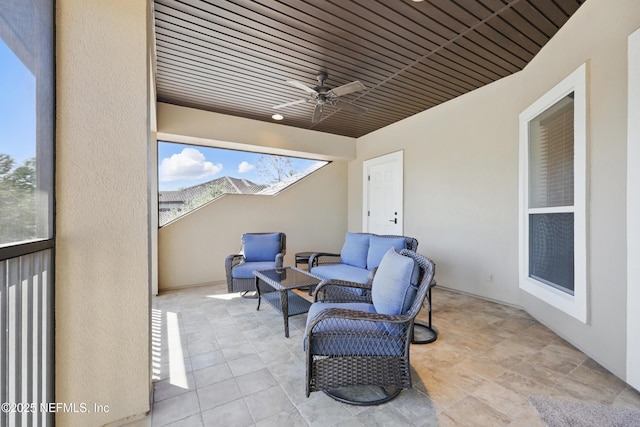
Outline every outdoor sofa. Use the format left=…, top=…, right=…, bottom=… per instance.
left=308, top=232, right=419, bottom=286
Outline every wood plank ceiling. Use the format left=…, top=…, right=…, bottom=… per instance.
left=153, top=0, right=585, bottom=138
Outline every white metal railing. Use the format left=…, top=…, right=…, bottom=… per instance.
left=1, top=249, right=54, bottom=426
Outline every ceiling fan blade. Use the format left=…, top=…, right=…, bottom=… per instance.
left=312, top=103, right=323, bottom=123
left=335, top=99, right=367, bottom=115
left=287, top=80, right=318, bottom=95
left=328, top=80, right=366, bottom=97
left=272, top=99, right=307, bottom=109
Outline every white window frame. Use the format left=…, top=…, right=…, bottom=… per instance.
left=518, top=63, right=588, bottom=323
left=627, top=27, right=640, bottom=391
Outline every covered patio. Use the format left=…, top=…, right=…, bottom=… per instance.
left=43, top=0, right=640, bottom=425
left=145, top=284, right=640, bottom=426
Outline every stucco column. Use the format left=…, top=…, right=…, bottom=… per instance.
left=56, top=0, right=151, bottom=425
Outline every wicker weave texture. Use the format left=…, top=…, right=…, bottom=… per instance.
left=310, top=356, right=410, bottom=391
left=305, top=249, right=435, bottom=399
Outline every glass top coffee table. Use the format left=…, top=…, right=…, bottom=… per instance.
left=253, top=267, right=322, bottom=338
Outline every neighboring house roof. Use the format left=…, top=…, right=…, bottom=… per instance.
left=159, top=176, right=267, bottom=205
left=159, top=164, right=326, bottom=225
left=159, top=176, right=268, bottom=225
left=256, top=161, right=326, bottom=195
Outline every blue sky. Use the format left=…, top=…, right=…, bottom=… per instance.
left=158, top=141, right=324, bottom=191
left=0, top=38, right=36, bottom=168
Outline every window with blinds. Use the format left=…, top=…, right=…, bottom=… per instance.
left=529, top=96, right=574, bottom=209
left=528, top=95, right=575, bottom=294
left=518, top=63, right=587, bottom=323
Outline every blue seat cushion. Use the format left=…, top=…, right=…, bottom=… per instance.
left=310, top=264, right=371, bottom=284
left=231, top=261, right=276, bottom=279
left=304, top=302, right=403, bottom=356
left=367, top=235, right=407, bottom=270
left=243, top=233, right=281, bottom=262
left=340, top=232, right=370, bottom=269
left=310, top=264, right=371, bottom=297
left=371, top=248, right=420, bottom=316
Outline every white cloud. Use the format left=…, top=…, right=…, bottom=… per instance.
left=159, top=148, right=222, bottom=182
left=237, top=161, right=255, bottom=173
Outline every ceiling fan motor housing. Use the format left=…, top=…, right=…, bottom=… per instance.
left=273, top=72, right=367, bottom=123
left=315, top=73, right=330, bottom=96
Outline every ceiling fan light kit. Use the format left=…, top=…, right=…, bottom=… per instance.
left=273, top=73, right=368, bottom=124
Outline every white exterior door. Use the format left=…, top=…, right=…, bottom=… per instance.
left=363, top=151, right=403, bottom=235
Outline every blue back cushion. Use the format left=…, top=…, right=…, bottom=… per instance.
left=367, top=235, right=407, bottom=270
left=340, top=232, right=370, bottom=269
left=243, top=233, right=281, bottom=262
left=371, top=249, right=420, bottom=316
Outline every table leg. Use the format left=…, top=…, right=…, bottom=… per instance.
left=256, top=276, right=262, bottom=311
left=280, top=289, right=289, bottom=338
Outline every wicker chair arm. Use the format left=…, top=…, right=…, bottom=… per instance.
left=306, top=307, right=412, bottom=336
left=308, top=252, right=341, bottom=268
left=224, top=254, right=245, bottom=293
left=225, top=254, right=244, bottom=269
left=275, top=252, right=285, bottom=267
left=313, top=279, right=372, bottom=302
left=224, top=254, right=244, bottom=267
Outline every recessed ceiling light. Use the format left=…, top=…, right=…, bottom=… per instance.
left=411, top=0, right=424, bottom=2
left=272, top=114, right=284, bottom=121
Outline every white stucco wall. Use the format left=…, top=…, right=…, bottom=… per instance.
left=158, top=161, right=348, bottom=289
left=157, top=103, right=356, bottom=161
left=156, top=105, right=355, bottom=290
left=352, top=0, right=640, bottom=380
left=518, top=0, right=638, bottom=382
left=351, top=74, right=522, bottom=305
left=56, top=1, right=151, bottom=425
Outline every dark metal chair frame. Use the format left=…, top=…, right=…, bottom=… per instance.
left=224, top=232, right=286, bottom=294
left=305, top=249, right=436, bottom=405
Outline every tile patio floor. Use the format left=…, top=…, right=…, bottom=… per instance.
left=136, top=283, right=640, bottom=426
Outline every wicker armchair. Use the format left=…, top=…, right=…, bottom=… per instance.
left=224, top=232, right=286, bottom=294
left=304, top=248, right=435, bottom=405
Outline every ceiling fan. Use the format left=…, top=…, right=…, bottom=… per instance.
left=273, top=73, right=368, bottom=123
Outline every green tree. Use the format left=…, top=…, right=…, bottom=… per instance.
left=0, top=155, right=37, bottom=243
left=4, top=158, right=36, bottom=191
left=0, top=154, right=15, bottom=175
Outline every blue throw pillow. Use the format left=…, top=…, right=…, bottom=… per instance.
left=371, top=248, right=419, bottom=316
left=243, top=233, right=281, bottom=262
left=340, top=232, right=370, bottom=269
left=367, top=235, right=407, bottom=270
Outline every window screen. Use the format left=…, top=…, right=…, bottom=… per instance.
left=529, top=213, right=575, bottom=294
left=527, top=94, right=575, bottom=294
